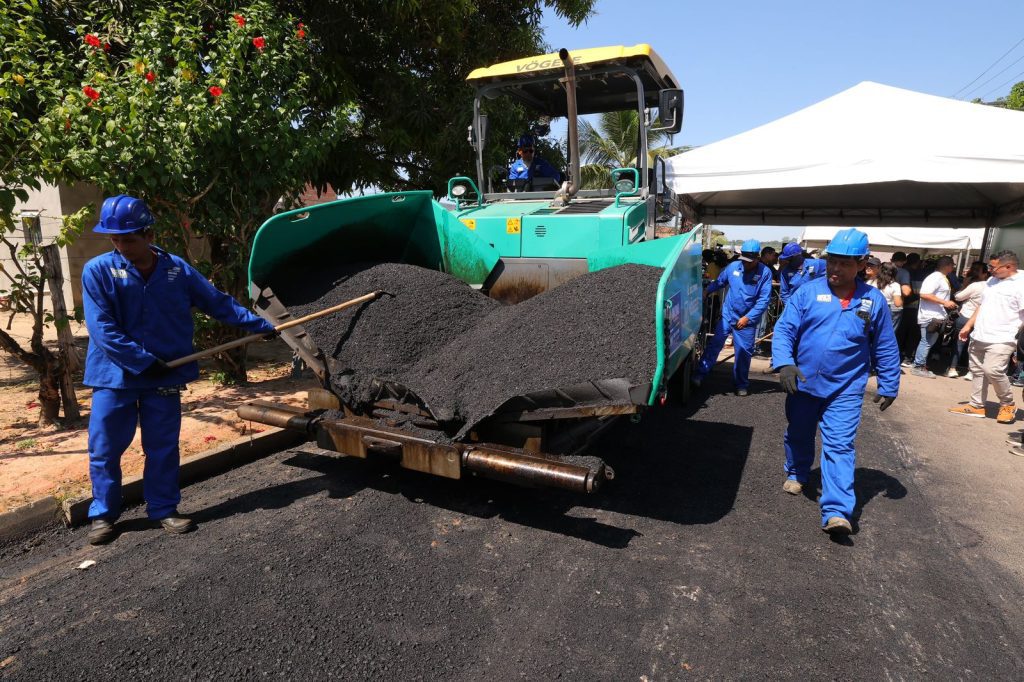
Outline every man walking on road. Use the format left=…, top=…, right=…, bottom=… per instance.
left=693, top=239, right=773, bottom=397
left=82, top=195, right=276, bottom=545
left=772, top=228, right=901, bottom=535
left=949, top=250, right=1024, bottom=425
left=912, top=256, right=958, bottom=378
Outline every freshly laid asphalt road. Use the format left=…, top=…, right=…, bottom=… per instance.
left=2, top=370, right=1023, bottom=680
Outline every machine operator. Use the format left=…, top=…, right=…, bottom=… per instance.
left=507, top=134, right=564, bottom=190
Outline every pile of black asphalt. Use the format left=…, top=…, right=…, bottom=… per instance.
left=275, top=262, right=661, bottom=437
left=3, top=371, right=1022, bottom=679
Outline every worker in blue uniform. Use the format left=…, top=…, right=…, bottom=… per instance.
left=693, top=239, right=773, bottom=396
left=772, top=228, right=901, bottom=535
left=778, top=242, right=827, bottom=304
left=507, top=134, right=564, bottom=190
left=82, top=195, right=276, bottom=545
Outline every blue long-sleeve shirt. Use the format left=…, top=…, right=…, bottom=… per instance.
left=705, top=260, right=773, bottom=325
left=779, top=258, right=827, bottom=304
left=508, top=156, right=564, bottom=182
left=772, top=277, right=901, bottom=399
left=82, top=247, right=275, bottom=389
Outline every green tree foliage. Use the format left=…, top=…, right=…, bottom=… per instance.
left=1004, top=81, right=1024, bottom=110
left=295, top=0, right=595, bottom=194
left=578, top=110, right=688, bottom=189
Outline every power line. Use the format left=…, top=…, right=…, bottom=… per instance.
left=960, top=50, right=1024, bottom=99
left=980, top=68, right=1024, bottom=101
left=952, top=35, right=1024, bottom=98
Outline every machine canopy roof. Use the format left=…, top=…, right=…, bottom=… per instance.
left=665, top=82, right=1024, bottom=228
left=466, top=44, right=679, bottom=116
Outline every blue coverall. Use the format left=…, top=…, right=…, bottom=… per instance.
left=508, top=156, right=563, bottom=183
left=771, top=277, right=901, bottom=525
left=779, top=258, right=827, bottom=304
left=695, top=260, right=773, bottom=389
left=82, top=247, right=274, bottom=521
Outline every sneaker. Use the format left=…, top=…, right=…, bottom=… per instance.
left=1009, top=446, right=1024, bottom=458
left=945, top=368, right=959, bottom=378
left=963, top=372, right=973, bottom=381
left=782, top=479, right=803, bottom=495
left=1006, top=432, right=1024, bottom=446
left=736, top=388, right=749, bottom=397
left=900, top=359, right=913, bottom=368
left=911, top=367, right=937, bottom=378
left=948, top=403, right=986, bottom=418
left=87, top=518, right=116, bottom=545
left=997, top=404, right=1017, bottom=425
left=822, top=516, right=853, bottom=535
left=1012, top=379, right=1024, bottom=388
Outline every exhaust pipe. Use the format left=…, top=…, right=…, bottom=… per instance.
left=556, top=48, right=580, bottom=205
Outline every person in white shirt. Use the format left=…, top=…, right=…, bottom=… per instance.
left=949, top=250, right=1024, bottom=425
left=912, top=256, right=957, bottom=378
left=947, top=262, right=989, bottom=378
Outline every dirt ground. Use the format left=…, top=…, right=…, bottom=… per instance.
left=0, top=313, right=316, bottom=513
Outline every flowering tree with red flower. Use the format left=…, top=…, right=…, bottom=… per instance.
left=33, top=1, right=349, bottom=380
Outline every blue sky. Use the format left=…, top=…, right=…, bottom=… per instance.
left=540, top=0, right=1024, bottom=240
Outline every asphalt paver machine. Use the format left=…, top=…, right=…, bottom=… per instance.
left=239, top=45, right=704, bottom=494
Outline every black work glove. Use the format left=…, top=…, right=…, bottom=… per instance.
left=141, top=359, right=173, bottom=378
left=872, top=394, right=896, bottom=412
left=778, top=365, right=805, bottom=395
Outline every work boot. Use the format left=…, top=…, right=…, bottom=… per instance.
left=736, top=388, right=749, bottom=397
left=997, top=404, right=1017, bottom=425
left=782, top=479, right=803, bottom=495
left=88, top=518, right=116, bottom=545
left=822, top=516, right=853, bottom=535
left=158, top=513, right=196, bottom=535
left=948, top=403, right=985, bottom=418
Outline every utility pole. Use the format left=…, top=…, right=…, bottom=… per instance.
left=40, top=244, right=80, bottom=420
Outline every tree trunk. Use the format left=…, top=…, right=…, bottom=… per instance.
left=37, top=363, right=62, bottom=427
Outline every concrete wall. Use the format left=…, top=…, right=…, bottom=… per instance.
left=6, top=182, right=105, bottom=314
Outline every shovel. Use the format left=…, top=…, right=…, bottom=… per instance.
left=165, top=290, right=385, bottom=369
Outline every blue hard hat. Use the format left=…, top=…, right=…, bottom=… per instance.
left=780, top=242, right=803, bottom=259
left=517, top=134, right=536, bottom=149
left=740, top=239, right=761, bottom=254
left=93, top=195, right=155, bottom=234
left=825, top=228, right=869, bottom=257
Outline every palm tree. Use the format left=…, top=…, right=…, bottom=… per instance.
left=578, top=110, right=690, bottom=189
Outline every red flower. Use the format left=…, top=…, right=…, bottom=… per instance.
left=252, top=36, right=265, bottom=51
left=208, top=85, right=223, bottom=97
left=84, top=33, right=100, bottom=48
left=233, top=13, right=246, bottom=27
left=297, top=22, right=304, bottom=29
left=145, top=70, right=156, bottom=83
left=102, top=42, right=111, bottom=52
left=296, top=29, right=305, bottom=40
left=82, top=85, right=100, bottom=101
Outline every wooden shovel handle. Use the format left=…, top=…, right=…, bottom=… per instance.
left=165, top=290, right=384, bottom=369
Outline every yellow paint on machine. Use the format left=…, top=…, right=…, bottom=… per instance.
left=460, top=218, right=476, bottom=230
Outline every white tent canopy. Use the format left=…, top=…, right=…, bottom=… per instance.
left=801, top=226, right=985, bottom=252
left=665, top=82, right=1024, bottom=227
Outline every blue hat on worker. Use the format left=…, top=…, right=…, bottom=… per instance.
left=780, top=242, right=803, bottom=259
left=737, top=238, right=761, bottom=262
left=93, top=194, right=155, bottom=234
left=825, top=228, right=870, bottom=257
left=517, top=134, right=536, bottom=149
